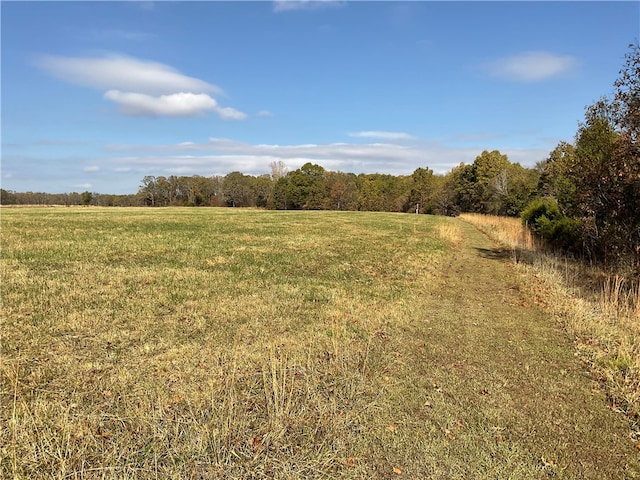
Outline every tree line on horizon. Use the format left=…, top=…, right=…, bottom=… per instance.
left=2, top=44, right=638, bottom=272
left=0, top=151, right=541, bottom=216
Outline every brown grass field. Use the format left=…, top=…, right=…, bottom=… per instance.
left=1, top=207, right=638, bottom=479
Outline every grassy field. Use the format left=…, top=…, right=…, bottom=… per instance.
left=1, top=207, right=638, bottom=479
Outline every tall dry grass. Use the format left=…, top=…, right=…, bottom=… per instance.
left=461, top=213, right=640, bottom=433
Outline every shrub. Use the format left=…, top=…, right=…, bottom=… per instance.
left=522, top=198, right=581, bottom=253
left=521, top=198, right=561, bottom=228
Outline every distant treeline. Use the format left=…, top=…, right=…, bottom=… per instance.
left=0, top=190, right=139, bottom=207
left=2, top=44, right=638, bottom=272
left=135, top=154, right=537, bottom=216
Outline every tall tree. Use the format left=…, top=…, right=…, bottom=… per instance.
left=611, top=42, right=640, bottom=143
left=224, top=172, right=254, bottom=207
left=408, top=167, right=435, bottom=213
left=536, top=141, right=579, bottom=216
left=140, top=176, right=158, bottom=206
left=284, top=163, right=328, bottom=210
left=472, top=150, right=511, bottom=214
left=270, top=160, right=288, bottom=181
left=326, top=171, right=358, bottom=210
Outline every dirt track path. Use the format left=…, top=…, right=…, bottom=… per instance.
left=393, top=219, right=639, bottom=478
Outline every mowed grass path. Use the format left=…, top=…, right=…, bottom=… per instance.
left=1, top=208, right=637, bottom=479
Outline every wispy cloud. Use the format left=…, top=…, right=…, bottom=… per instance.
left=349, top=131, right=416, bottom=140
left=35, top=54, right=220, bottom=95
left=486, top=51, right=579, bottom=82
left=104, top=135, right=550, bottom=178
left=273, top=1, right=346, bottom=13
left=83, top=166, right=100, bottom=172
left=257, top=110, right=274, bottom=117
left=34, top=53, right=246, bottom=119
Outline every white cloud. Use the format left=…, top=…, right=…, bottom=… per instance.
left=105, top=90, right=217, bottom=117
left=74, top=183, right=92, bottom=189
left=35, top=54, right=221, bottom=96
left=487, top=51, right=579, bottom=82
left=216, top=106, right=248, bottom=120
left=103, top=91, right=246, bottom=119
left=257, top=110, right=274, bottom=117
left=273, top=1, right=346, bottom=12
left=34, top=53, right=248, bottom=120
left=83, top=165, right=100, bottom=172
left=349, top=131, right=416, bottom=140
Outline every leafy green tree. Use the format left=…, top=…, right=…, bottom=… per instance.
left=80, top=191, right=93, bottom=206
left=356, top=174, right=386, bottom=211
left=253, top=174, right=273, bottom=208
left=431, top=174, right=459, bottom=216
left=536, top=141, right=579, bottom=217
left=544, top=43, right=640, bottom=271
left=357, top=173, right=411, bottom=212
left=447, top=163, right=476, bottom=213
left=284, top=162, right=328, bottom=210
left=0, top=189, right=16, bottom=205
left=273, top=176, right=291, bottom=210
left=471, top=150, right=511, bottom=214
left=499, top=163, right=539, bottom=216
left=408, top=167, right=435, bottom=213
left=572, top=114, right=621, bottom=263
left=573, top=111, right=640, bottom=270
left=223, top=172, right=255, bottom=207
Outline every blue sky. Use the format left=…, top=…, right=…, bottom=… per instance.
left=2, top=1, right=638, bottom=194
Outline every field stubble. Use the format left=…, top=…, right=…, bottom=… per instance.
left=1, top=208, right=638, bottom=479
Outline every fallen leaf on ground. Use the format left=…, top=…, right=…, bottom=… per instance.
left=343, top=457, right=356, bottom=467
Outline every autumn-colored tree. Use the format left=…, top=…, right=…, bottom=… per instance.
left=325, top=171, right=358, bottom=210
left=534, top=43, right=640, bottom=270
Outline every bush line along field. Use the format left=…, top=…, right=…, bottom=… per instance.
left=1, top=207, right=638, bottom=479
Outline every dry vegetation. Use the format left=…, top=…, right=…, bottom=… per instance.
left=460, top=213, right=640, bottom=434
left=2, top=208, right=638, bottom=479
